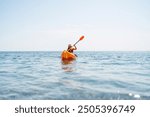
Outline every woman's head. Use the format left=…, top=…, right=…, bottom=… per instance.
left=68, top=44, right=72, bottom=48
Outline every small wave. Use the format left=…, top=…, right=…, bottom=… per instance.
left=125, top=71, right=150, bottom=77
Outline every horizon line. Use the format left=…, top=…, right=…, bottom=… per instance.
left=0, top=50, right=150, bottom=52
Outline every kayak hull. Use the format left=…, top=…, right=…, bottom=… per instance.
left=61, top=50, right=76, bottom=61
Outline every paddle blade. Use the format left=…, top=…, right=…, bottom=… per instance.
left=79, top=35, right=84, bottom=41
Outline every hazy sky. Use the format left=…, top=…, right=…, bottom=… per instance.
left=0, top=0, right=150, bottom=51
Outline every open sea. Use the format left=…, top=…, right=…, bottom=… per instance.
left=0, top=51, right=150, bottom=100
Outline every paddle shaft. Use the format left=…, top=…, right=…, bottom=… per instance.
left=73, top=40, right=80, bottom=46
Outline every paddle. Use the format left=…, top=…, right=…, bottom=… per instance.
left=73, top=35, right=84, bottom=46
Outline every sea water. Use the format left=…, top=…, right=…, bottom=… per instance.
left=0, top=51, right=150, bottom=100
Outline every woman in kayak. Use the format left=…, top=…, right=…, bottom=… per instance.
left=67, top=44, right=77, bottom=57
left=67, top=44, right=77, bottom=53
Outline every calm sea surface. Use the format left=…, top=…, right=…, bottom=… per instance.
left=0, top=51, right=150, bottom=100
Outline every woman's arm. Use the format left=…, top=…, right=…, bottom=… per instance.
left=73, top=45, right=77, bottom=50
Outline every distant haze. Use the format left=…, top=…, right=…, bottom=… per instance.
left=0, top=0, right=150, bottom=51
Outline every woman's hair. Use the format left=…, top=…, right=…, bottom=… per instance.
left=68, top=44, right=72, bottom=49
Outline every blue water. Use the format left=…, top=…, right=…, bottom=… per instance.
left=0, top=51, right=150, bottom=100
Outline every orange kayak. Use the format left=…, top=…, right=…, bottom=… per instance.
left=61, top=50, right=76, bottom=61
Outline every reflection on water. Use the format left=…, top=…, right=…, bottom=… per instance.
left=61, top=60, right=76, bottom=72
